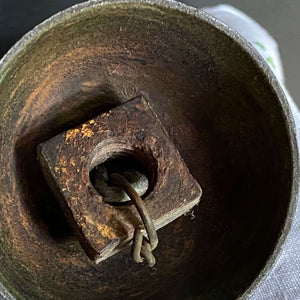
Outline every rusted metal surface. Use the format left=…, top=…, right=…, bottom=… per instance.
left=38, top=96, right=202, bottom=263
left=0, top=1, right=297, bottom=300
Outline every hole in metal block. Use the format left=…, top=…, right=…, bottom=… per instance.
left=90, top=150, right=157, bottom=206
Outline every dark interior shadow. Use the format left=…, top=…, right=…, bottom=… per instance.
left=15, top=87, right=122, bottom=241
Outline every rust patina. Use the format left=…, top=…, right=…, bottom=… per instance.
left=0, top=1, right=298, bottom=300
left=38, top=96, right=201, bottom=263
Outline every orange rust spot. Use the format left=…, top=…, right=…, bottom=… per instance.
left=65, top=128, right=80, bottom=141
left=84, top=216, right=116, bottom=240
left=9, top=78, right=25, bottom=100
left=81, top=123, right=93, bottom=138
left=59, top=155, right=67, bottom=167
left=21, top=217, right=31, bottom=232
left=96, top=223, right=117, bottom=240
left=69, top=157, right=76, bottom=167
left=71, top=197, right=78, bottom=205
left=16, top=78, right=50, bottom=126
left=82, top=128, right=93, bottom=138
left=100, top=111, right=111, bottom=118
left=84, top=216, right=95, bottom=225
left=76, top=184, right=83, bottom=191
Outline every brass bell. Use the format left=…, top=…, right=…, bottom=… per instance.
left=0, top=1, right=298, bottom=299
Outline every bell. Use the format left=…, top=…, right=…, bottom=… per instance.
left=0, top=1, right=298, bottom=299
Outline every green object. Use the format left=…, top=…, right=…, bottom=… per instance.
left=255, top=41, right=266, bottom=50
left=267, top=56, right=276, bottom=69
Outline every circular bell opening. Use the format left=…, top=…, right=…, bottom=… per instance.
left=0, top=1, right=298, bottom=299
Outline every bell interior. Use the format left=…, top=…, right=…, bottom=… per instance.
left=0, top=2, right=295, bottom=299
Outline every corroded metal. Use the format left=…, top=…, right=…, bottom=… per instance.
left=0, top=1, right=298, bottom=300
left=38, top=96, right=202, bottom=263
